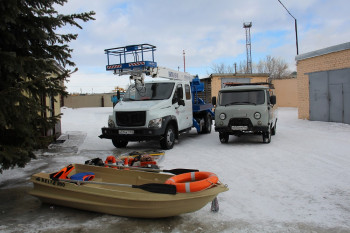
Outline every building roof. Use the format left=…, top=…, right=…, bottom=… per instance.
left=295, top=42, right=350, bottom=61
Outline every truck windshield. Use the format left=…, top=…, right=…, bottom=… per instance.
left=219, top=90, right=265, bottom=106
left=123, top=83, right=175, bottom=101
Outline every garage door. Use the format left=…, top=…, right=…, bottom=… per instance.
left=309, top=68, right=350, bottom=124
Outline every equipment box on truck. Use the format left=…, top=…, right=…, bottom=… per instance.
left=99, top=44, right=214, bottom=149
left=212, top=83, right=277, bottom=143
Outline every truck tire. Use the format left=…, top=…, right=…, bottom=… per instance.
left=112, top=138, right=128, bottom=148
left=202, top=113, right=212, bottom=134
left=262, top=126, right=271, bottom=143
left=160, top=124, right=175, bottom=150
left=219, top=132, right=229, bottom=143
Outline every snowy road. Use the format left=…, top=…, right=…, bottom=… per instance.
left=1, top=107, right=350, bottom=233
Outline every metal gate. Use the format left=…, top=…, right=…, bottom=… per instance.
left=309, top=68, right=350, bottom=124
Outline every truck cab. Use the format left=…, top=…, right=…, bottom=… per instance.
left=212, top=83, right=277, bottom=143
left=101, top=79, right=193, bottom=149
left=99, top=44, right=214, bottom=149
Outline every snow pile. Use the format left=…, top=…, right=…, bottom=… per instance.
left=1, top=107, right=350, bottom=232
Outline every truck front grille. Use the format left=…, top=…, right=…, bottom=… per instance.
left=115, top=111, right=146, bottom=126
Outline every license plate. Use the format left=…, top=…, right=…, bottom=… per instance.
left=119, top=130, right=134, bottom=135
left=231, top=126, right=248, bottom=130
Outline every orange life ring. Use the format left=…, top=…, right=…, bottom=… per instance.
left=105, top=156, right=116, bottom=166
left=165, top=171, right=218, bottom=193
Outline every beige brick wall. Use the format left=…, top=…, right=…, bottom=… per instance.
left=297, top=49, right=350, bottom=119
left=210, top=74, right=298, bottom=108
left=210, top=74, right=269, bottom=99
left=272, top=78, right=298, bottom=107
left=64, top=94, right=115, bottom=108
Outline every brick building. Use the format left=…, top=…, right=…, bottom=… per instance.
left=296, top=42, right=350, bottom=124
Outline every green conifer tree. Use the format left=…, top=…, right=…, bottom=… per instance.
left=0, top=0, right=95, bottom=172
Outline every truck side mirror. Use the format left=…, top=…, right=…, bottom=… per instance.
left=212, top=96, right=217, bottom=106
left=178, top=99, right=185, bottom=106
left=177, top=87, right=183, bottom=99
left=270, top=95, right=276, bottom=105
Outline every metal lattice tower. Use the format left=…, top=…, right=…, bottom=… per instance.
left=243, top=22, right=252, bottom=74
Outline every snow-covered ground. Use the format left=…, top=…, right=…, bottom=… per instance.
left=1, top=107, right=350, bottom=233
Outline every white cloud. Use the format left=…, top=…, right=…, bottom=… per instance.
left=57, top=0, right=350, bottom=93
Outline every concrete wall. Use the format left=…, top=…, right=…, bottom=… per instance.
left=64, top=93, right=115, bottom=108
left=296, top=42, right=350, bottom=119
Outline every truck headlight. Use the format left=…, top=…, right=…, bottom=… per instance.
left=148, top=118, right=162, bottom=128
left=219, top=113, right=226, bottom=120
left=108, top=119, right=116, bottom=128
left=254, top=112, right=261, bottom=119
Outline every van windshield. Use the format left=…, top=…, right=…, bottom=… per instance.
left=123, top=83, right=175, bottom=101
left=219, top=90, right=265, bottom=106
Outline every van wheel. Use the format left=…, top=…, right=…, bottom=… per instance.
left=219, top=133, right=229, bottom=143
left=271, top=121, right=277, bottom=135
left=202, top=113, right=212, bottom=134
left=262, top=126, right=271, bottom=143
left=160, top=125, right=175, bottom=149
left=112, top=138, right=128, bottom=148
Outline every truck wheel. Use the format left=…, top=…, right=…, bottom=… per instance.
left=112, top=138, right=128, bottom=148
left=219, top=133, right=229, bottom=143
left=160, top=125, right=175, bottom=150
left=202, top=113, right=212, bottom=134
left=262, top=126, right=271, bottom=143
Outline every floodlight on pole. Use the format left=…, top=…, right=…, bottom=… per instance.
left=277, top=0, right=299, bottom=55
left=243, top=22, right=253, bottom=74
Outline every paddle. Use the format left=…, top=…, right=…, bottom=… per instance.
left=107, top=165, right=199, bottom=175
left=58, top=178, right=177, bottom=195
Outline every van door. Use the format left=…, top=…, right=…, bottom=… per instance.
left=267, top=90, right=276, bottom=125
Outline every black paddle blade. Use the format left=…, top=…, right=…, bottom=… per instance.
left=164, top=168, right=199, bottom=175
left=132, top=183, right=177, bottom=195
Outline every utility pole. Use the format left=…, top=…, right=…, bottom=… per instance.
left=183, top=50, right=186, bottom=72
left=278, top=0, right=299, bottom=55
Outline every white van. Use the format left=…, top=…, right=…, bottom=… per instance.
left=212, top=83, right=277, bottom=143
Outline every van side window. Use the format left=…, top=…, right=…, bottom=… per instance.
left=185, top=84, right=191, bottom=100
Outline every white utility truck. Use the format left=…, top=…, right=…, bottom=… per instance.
left=99, top=44, right=214, bottom=149
left=212, top=82, right=277, bottom=143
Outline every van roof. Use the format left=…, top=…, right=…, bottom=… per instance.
left=220, top=85, right=270, bottom=92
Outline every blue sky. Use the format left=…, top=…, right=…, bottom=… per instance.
left=56, top=0, right=350, bottom=93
